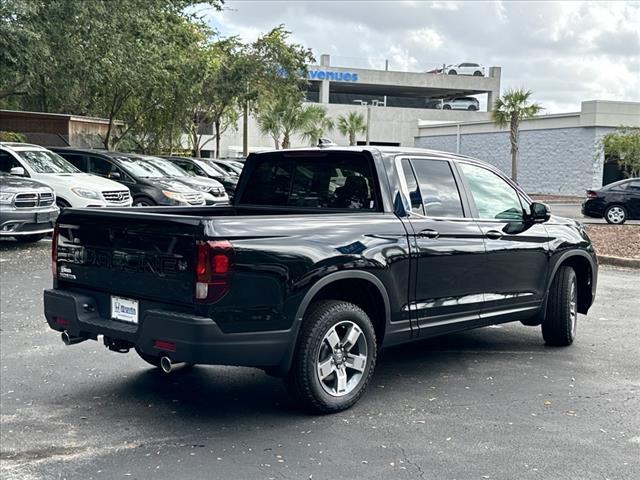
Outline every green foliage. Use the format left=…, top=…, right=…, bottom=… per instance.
left=337, top=112, right=367, bottom=146
left=601, top=127, right=640, bottom=177
left=0, top=131, right=26, bottom=142
left=491, top=88, right=543, bottom=181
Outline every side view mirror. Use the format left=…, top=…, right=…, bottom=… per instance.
left=108, top=171, right=121, bottom=180
left=10, top=166, right=25, bottom=176
left=529, top=202, right=551, bottom=223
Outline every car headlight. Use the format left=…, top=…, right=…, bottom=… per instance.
left=70, top=187, right=100, bottom=199
left=193, top=184, right=210, bottom=192
left=162, top=190, right=186, bottom=202
left=0, top=192, right=16, bottom=204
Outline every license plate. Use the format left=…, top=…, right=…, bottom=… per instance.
left=35, top=211, right=50, bottom=223
left=111, top=296, right=139, bottom=324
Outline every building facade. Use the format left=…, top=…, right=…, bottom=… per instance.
left=414, top=100, right=640, bottom=196
left=194, top=54, right=502, bottom=157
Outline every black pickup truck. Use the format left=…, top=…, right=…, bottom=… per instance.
left=44, top=146, right=598, bottom=413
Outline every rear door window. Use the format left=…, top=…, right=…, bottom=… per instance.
left=240, top=152, right=379, bottom=210
left=408, top=158, right=464, bottom=218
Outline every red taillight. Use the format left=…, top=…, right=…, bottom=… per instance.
left=52, top=224, right=59, bottom=277
left=586, top=190, right=598, bottom=199
left=195, top=240, right=234, bottom=303
left=55, top=316, right=69, bottom=327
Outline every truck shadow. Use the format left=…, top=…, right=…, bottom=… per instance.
left=64, top=324, right=550, bottom=425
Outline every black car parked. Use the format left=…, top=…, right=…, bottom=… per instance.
left=162, top=156, right=238, bottom=199
left=51, top=148, right=206, bottom=207
left=582, top=178, right=640, bottom=224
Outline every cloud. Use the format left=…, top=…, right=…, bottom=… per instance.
left=202, top=0, right=640, bottom=113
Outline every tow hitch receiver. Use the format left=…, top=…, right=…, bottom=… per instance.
left=103, top=336, right=134, bottom=353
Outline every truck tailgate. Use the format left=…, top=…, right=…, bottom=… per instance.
left=55, top=209, right=205, bottom=305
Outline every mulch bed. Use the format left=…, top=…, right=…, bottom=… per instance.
left=585, top=225, right=640, bottom=259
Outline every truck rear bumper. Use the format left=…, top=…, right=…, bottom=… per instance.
left=44, top=289, right=294, bottom=369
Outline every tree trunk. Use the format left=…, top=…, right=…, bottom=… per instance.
left=243, top=101, right=249, bottom=157
left=349, top=132, right=355, bottom=146
left=510, top=116, right=519, bottom=182
left=214, top=119, right=221, bottom=159
left=282, top=132, right=290, bottom=149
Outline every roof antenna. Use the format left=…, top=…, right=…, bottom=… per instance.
left=317, top=138, right=336, bottom=148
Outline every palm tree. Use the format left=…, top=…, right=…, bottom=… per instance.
left=300, top=105, right=334, bottom=146
left=337, top=112, right=367, bottom=146
left=256, top=99, right=284, bottom=149
left=492, top=89, right=543, bottom=182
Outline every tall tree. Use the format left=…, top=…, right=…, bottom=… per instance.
left=492, top=89, right=543, bottom=182
left=337, top=112, right=367, bottom=146
left=299, top=105, right=334, bottom=146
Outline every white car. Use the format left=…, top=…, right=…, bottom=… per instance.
left=442, top=97, right=481, bottom=111
left=446, top=63, right=485, bottom=76
left=0, top=143, right=132, bottom=208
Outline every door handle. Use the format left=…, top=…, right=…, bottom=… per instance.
left=485, top=230, right=503, bottom=240
left=418, top=229, right=440, bottom=239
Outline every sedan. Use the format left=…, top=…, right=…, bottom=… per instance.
left=582, top=178, right=640, bottom=224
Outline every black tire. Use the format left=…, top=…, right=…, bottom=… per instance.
left=542, top=266, right=578, bottom=346
left=56, top=198, right=71, bottom=209
left=604, top=204, right=626, bottom=224
left=286, top=300, right=377, bottom=414
left=15, top=233, right=47, bottom=243
left=467, top=105, right=477, bottom=111
left=442, top=104, right=452, bottom=110
left=133, top=196, right=156, bottom=207
left=473, top=70, right=483, bottom=76
left=448, top=70, right=457, bottom=75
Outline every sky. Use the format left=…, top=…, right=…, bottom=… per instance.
left=199, top=0, right=640, bottom=113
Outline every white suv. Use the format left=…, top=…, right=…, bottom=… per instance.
left=446, top=63, right=485, bottom=76
left=442, top=97, right=481, bottom=111
left=0, top=143, right=132, bottom=208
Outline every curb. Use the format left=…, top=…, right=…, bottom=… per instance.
left=597, top=255, right=640, bottom=269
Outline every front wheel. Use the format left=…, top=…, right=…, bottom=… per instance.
left=286, top=300, right=377, bottom=414
left=133, top=197, right=156, bottom=207
left=604, top=205, right=626, bottom=224
left=542, top=266, right=578, bottom=346
left=448, top=70, right=457, bottom=75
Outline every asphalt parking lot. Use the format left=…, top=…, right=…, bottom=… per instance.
left=1, top=239, right=639, bottom=480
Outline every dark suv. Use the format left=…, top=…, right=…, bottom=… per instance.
left=51, top=148, right=207, bottom=207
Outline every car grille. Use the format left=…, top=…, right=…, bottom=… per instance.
left=183, top=192, right=205, bottom=205
left=102, top=190, right=131, bottom=204
left=14, top=192, right=55, bottom=208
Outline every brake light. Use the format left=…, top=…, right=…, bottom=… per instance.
left=586, top=190, right=598, bottom=199
left=52, top=224, right=59, bottom=277
left=195, top=240, right=234, bottom=303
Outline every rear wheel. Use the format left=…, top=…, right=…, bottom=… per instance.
left=542, top=266, right=578, bottom=346
left=604, top=205, right=626, bottom=224
left=467, top=105, right=477, bottom=111
left=448, top=69, right=457, bottom=75
left=473, top=70, right=483, bottom=76
left=442, top=104, right=452, bottom=110
left=15, top=234, right=47, bottom=243
left=286, top=300, right=377, bottom=414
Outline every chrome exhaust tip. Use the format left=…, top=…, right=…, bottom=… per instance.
left=61, top=331, right=87, bottom=346
left=160, top=356, right=172, bottom=374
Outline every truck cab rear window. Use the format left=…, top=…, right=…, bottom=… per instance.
left=240, top=153, right=379, bottom=210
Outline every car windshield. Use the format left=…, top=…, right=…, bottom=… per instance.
left=16, top=150, right=79, bottom=174
left=144, top=157, right=188, bottom=177
left=114, top=157, right=166, bottom=178
left=193, top=159, right=226, bottom=177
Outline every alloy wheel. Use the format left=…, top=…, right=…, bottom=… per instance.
left=569, top=278, right=578, bottom=338
left=316, top=321, right=368, bottom=397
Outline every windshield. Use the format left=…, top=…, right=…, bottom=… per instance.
left=144, top=157, right=188, bottom=177
left=211, top=160, right=240, bottom=175
left=114, top=156, right=166, bottom=178
left=193, top=159, right=226, bottom=177
left=16, top=150, right=80, bottom=174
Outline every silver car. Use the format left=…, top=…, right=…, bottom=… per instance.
left=442, top=97, right=481, bottom=111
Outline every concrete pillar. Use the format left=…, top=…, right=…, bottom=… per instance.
left=319, top=54, right=330, bottom=104
left=487, top=66, right=501, bottom=111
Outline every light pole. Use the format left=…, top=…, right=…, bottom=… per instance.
left=353, top=99, right=382, bottom=145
